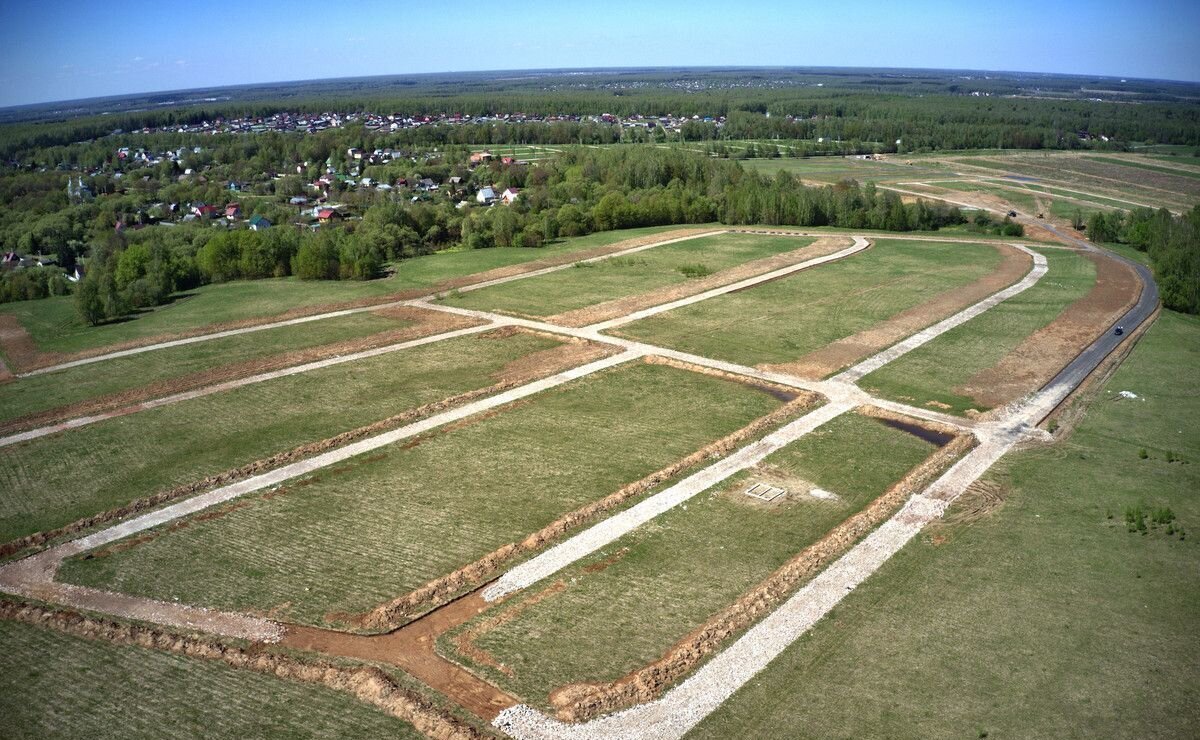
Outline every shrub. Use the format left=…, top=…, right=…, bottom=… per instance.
left=678, top=263, right=713, bottom=279
left=1139, top=448, right=1149, bottom=459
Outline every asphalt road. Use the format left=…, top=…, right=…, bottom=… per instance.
left=1035, top=223, right=1160, bottom=401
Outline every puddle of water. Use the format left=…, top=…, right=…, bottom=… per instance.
left=1004, top=175, right=1040, bottom=182
left=876, top=416, right=954, bottom=447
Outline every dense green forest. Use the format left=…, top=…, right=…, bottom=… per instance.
left=1088, top=206, right=1200, bottom=314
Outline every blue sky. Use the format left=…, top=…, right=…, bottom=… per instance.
left=1, top=0, right=1197, bottom=107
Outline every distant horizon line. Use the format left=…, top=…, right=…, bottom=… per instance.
left=6, top=63, right=1199, bottom=112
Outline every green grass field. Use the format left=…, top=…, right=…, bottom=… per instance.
left=60, top=362, right=785, bottom=627
left=860, top=249, right=1096, bottom=414
left=0, top=226, right=681, bottom=357
left=1083, top=155, right=1200, bottom=181
left=455, top=413, right=942, bottom=705
left=612, top=239, right=1003, bottom=367
left=742, top=157, right=948, bottom=183
left=0, top=619, right=420, bottom=739
left=0, top=310, right=412, bottom=423
left=445, top=233, right=811, bottom=317
left=689, top=309, right=1200, bottom=740
left=0, top=330, right=568, bottom=544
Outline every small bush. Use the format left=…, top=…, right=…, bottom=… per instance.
left=1151, top=507, right=1175, bottom=526
left=1047, top=419, right=1059, bottom=433
left=1138, top=448, right=1149, bottom=460
left=572, top=261, right=595, bottom=269
left=678, top=263, right=713, bottom=279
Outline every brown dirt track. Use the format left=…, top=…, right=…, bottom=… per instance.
left=0, top=228, right=713, bottom=374
left=763, top=242, right=1032, bottom=379
left=542, top=237, right=851, bottom=327
left=0, top=307, right=482, bottom=437
left=956, top=251, right=1141, bottom=410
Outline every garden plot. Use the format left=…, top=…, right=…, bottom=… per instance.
left=443, top=233, right=812, bottom=319
left=443, top=412, right=949, bottom=707
left=612, top=239, right=1003, bottom=370
left=0, top=330, right=593, bottom=545
left=0, top=619, right=422, bottom=740
left=859, top=249, right=1107, bottom=414
left=59, top=362, right=788, bottom=627
left=0, top=307, right=428, bottom=427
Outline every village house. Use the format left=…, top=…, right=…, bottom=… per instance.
left=249, top=214, right=271, bottom=231
left=501, top=187, right=520, bottom=204
left=476, top=187, right=496, bottom=204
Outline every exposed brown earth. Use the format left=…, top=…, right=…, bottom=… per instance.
left=542, top=237, right=851, bottom=327
left=0, top=330, right=615, bottom=561
left=545, top=427, right=977, bottom=723
left=283, top=591, right=520, bottom=721
left=346, top=381, right=817, bottom=633
left=956, top=251, right=1141, bottom=411
left=0, top=600, right=489, bottom=739
left=0, top=307, right=482, bottom=437
left=0, top=228, right=713, bottom=373
left=764, top=243, right=1031, bottom=379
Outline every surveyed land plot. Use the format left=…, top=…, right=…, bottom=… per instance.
left=0, top=309, right=420, bottom=425
left=612, top=239, right=1003, bottom=368
left=450, top=413, right=946, bottom=706
left=0, top=620, right=422, bottom=740
left=0, top=330, right=584, bottom=544
left=0, top=226, right=683, bottom=360
left=59, top=362, right=788, bottom=627
left=443, top=233, right=813, bottom=318
left=860, top=249, right=1098, bottom=414
left=688, top=312, right=1200, bottom=740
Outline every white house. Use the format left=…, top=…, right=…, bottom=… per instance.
left=501, top=187, right=520, bottom=204
left=476, top=187, right=496, bottom=204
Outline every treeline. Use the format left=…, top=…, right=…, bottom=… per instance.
left=67, top=146, right=973, bottom=324
left=1088, top=206, right=1200, bottom=314
left=5, top=84, right=1200, bottom=162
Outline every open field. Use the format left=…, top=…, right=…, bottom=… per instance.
left=451, top=412, right=944, bottom=705
left=612, top=239, right=1004, bottom=370
left=0, top=618, right=422, bottom=739
left=444, top=233, right=812, bottom=318
left=0, top=309, right=416, bottom=424
left=741, top=156, right=948, bottom=184
left=0, top=226, right=683, bottom=359
left=944, top=153, right=1198, bottom=212
left=688, top=310, right=1200, bottom=740
left=59, top=362, right=786, bottom=627
left=0, top=329, right=580, bottom=544
left=859, top=249, right=1101, bottom=414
